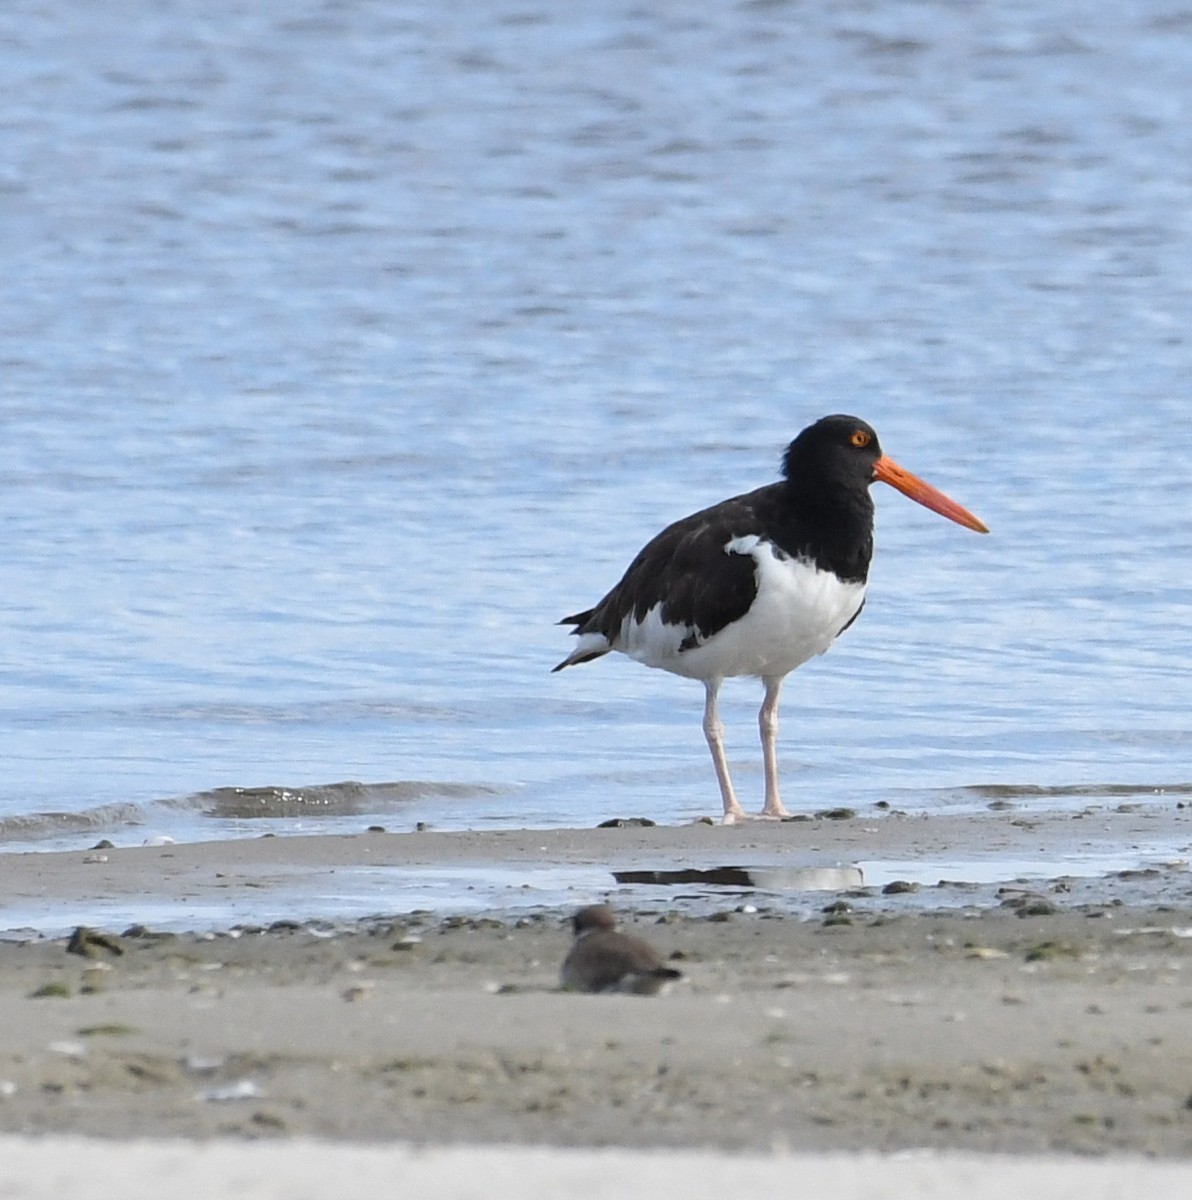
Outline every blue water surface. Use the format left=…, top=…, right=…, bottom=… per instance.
left=2, top=0, right=1191, bottom=848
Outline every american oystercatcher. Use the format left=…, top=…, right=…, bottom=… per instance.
left=553, top=414, right=987, bottom=823
left=560, top=904, right=682, bottom=995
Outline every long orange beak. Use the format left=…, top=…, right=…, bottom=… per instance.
left=873, top=455, right=989, bottom=533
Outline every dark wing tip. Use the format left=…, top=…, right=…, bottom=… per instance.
left=557, top=609, right=594, bottom=628
left=552, top=648, right=609, bottom=672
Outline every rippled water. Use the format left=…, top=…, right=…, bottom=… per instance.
left=3, top=1, right=1192, bottom=850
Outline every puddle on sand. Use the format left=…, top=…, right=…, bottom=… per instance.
left=3, top=847, right=1188, bottom=939
left=860, top=852, right=1188, bottom=890
left=613, top=866, right=863, bottom=890
left=0, top=864, right=617, bottom=939
left=614, top=849, right=1189, bottom=896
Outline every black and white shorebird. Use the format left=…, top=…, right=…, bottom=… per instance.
left=560, top=904, right=682, bottom=995
left=554, top=415, right=987, bottom=823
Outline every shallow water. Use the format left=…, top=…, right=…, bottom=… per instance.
left=3, top=1, right=1192, bottom=862
left=6, top=842, right=1189, bottom=940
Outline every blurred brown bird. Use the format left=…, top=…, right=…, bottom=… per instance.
left=560, top=904, right=682, bottom=995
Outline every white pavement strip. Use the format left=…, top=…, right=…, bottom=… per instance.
left=0, top=1141, right=1186, bottom=1200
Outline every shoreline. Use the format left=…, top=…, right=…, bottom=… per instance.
left=2, top=800, right=1190, bottom=936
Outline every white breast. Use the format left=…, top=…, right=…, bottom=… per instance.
left=618, top=535, right=866, bottom=681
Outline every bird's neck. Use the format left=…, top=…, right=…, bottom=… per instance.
left=774, top=478, right=875, bottom=583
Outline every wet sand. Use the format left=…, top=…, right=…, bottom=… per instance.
left=0, top=804, right=1191, bottom=1159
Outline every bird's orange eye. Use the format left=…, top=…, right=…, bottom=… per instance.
left=850, top=430, right=871, bottom=448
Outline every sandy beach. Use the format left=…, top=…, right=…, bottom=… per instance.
left=1, top=1140, right=1191, bottom=1200
left=0, top=802, right=1189, bottom=1166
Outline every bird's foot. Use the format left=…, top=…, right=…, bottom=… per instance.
left=721, top=806, right=790, bottom=824
left=757, top=804, right=790, bottom=821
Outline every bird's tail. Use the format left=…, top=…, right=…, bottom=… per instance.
left=618, top=966, right=682, bottom=996
left=553, top=609, right=611, bottom=671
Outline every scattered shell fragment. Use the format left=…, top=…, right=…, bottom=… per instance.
left=182, top=1055, right=226, bottom=1075
left=198, top=1080, right=261, bottom=1103
left=47, top=1041, right=86, bottom=1059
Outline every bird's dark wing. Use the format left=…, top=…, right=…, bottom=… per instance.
left=561, top=486, right=784, bottom=649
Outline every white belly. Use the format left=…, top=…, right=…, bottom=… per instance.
left=619, top=536, right=866, bottom=681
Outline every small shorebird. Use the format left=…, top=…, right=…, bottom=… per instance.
left=560, top=905, right=682, bottom=995
left=554, top=414, right=987, bottom=822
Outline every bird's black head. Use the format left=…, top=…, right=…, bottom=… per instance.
left=781, top=414, right=882, bottom=492
left=782, top=413, right=989, bottom=534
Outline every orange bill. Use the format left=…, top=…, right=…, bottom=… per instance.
left=873, top=455, right=989, bottom=533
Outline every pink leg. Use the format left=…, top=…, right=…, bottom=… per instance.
left=703, top=679, right=746, bottom=824
left=758, top=674, right=790, bottom=819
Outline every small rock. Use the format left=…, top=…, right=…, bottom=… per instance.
left=1024, top=940, right=1081, bottom=961
left=29, top=982, right=70, bottom=999
left=882, top=880, right=920, bottom=895
left=121, top=924, right=176, bottom=941
left=76, top=1023, right=136, bottom=1038
left=66, top=927, right=124, bottom=958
